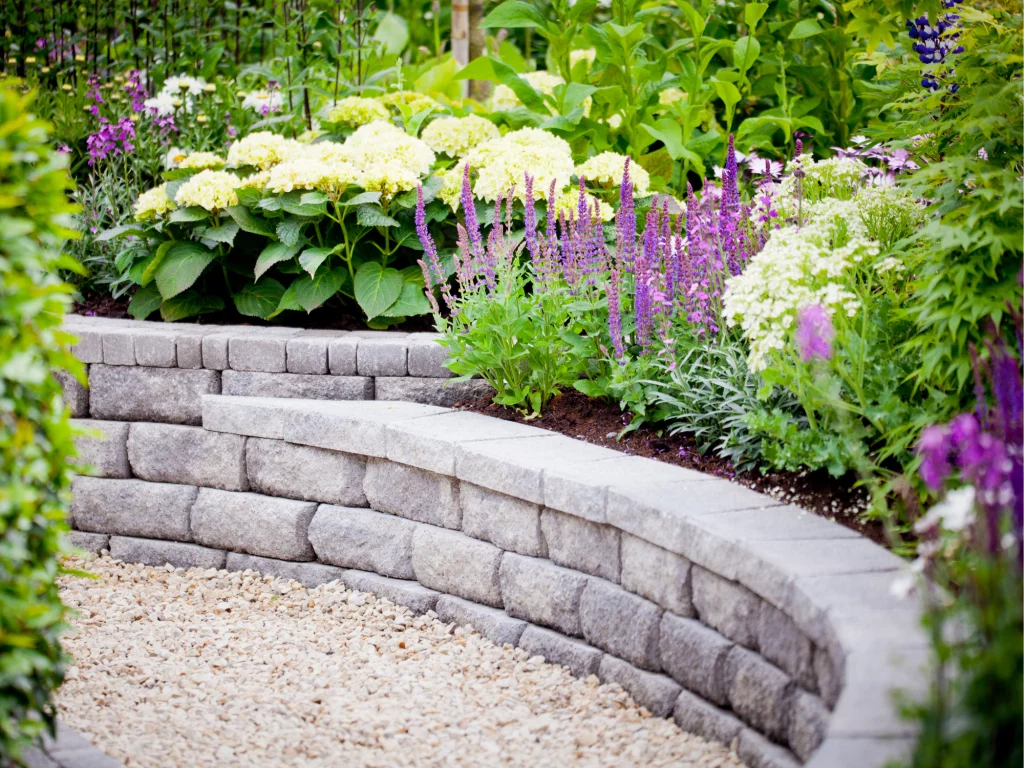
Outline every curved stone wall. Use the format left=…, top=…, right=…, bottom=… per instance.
left=64, top=376, right=929, bottom=768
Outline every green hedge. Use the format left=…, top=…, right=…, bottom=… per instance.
left=0, top=81, right=82, bottom=762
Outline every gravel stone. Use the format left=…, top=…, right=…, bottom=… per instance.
left=435, top=595, right=527, bottom=647
left=190, top=489, right=317, bottom=561
left=57, top=556, right=747, bottom=768
left=460, top=483, right=545, bottom=557
left=308, top=505, right=417, bottom=579
left=540, top=509, right=620, bottom=582
left=597, top=655, right=681, bottom=717
left=579, top=579, right=662, bottom=671
left=127, top=423, right=248, bottom=491
left=71, top=477, right=197, bottom=542
left=246, top=438, right=367, bottom=507
left=411, top=526, right=503, bottom=607
left=499, top=553, right=588, bottom=637
left=71, top=419, right=131, bottom=478
left=363, top=459, right=461, bottom=529
left=518, top=626, right=603, bottom=678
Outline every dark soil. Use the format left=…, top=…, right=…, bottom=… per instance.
left=461, top=390, right=888, bottom=546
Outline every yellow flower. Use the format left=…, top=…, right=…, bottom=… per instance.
left=466, top=128, right=574, bottom=203
left=133, top=184, right=176, bottom=221
left=178, top=151, right=225, bottom=170
left=227, top=131, right=295, bottom=170
left=174, top=169, right=240, bottom=211
left=266, top=155, right=357, bottom=196
left=420, top=115, right=500, bottom=158
left=377, top=90, right=438, bottom=114
left=327, top=96, right=391, bottom=127
left=576, top=152, right=651, bottom=197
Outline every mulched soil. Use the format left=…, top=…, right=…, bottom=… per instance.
left=461, top=390, right=888, bottom=546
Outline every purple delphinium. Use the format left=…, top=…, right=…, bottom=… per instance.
left=795, top=304, right=835, bottom=363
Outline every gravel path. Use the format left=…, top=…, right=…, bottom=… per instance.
left=57, top=555, right=747, bottom=768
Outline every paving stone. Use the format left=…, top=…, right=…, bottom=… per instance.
left=804, top=737, right=914, bottom=768
left=225, top=552, right=345, bottom=588
left=69, top=326, right=103, bottom=363
left=725, top=646, right=793, bottom=743
left=737, top=729, right=801, bottom=768
left=499, top=553, right=588, bottom=636
left=758, top=602, right=816, bottom=692
left=598, top=655, right=681, bottom=717
left=286, top=330, right=347, bottom=374
left=407, top=334, right=453, bottom=378
left=375, top=377, right=494, bottom=407
left=71, top=477, right=196, bottom=542
left=363, top=459, right=460, bottom=529
left=221, top=370, right=373, bottom=401
left=68, top=531, right=110, bottom=554
left=127, top=423, right=248, bottom=491
left=89, top=365, right=220, bottom=425
left=356, top=337, right=408, bottom=376
left=385, top=410, right=543, bottom=476
left=659, top=614, right=733, bottom=706
left=540, top=509, right=620, bottom=582
left=201, top=330, right=237, bottom=370
left=411, top=526, right=503, bottom=608
left=133, top=330, right=178, bottom=367
left=109, top=536, right=226, bottom=570
left=246, top=437, right=367, bottom=506
left=788, top=688, right=830, bottom=761
left=580, top=578, right=661, bottom=670
left=518, top=626, right=603, bottom=678
left=55, top=369, right=90, bottom=417
left=328, top=336, right=360, bottom=375
left=672, top=689, right=745, bottom=747
left=827, top=648, right=925, bottom=738
left=692, top=565, right=763, bottom=650
left=71, top=419, right=130, bottom=478
left=620, top=534, right=694, bottom=618
left=284, top=400, right=448, bottom=457
left=32, top=723, right=124, bottom=768
left=202, top=395, right=311, bottom=440
left=308, top=505, right=417, bottom=579
left=101, top=328, right=136, bottom=365
left=339, top=569, right=439, bottom=615
left=176, top=330, right=207, bottom=369
left=229, top=331, right=300, bottom=372
left=346, top=331, right=410, bottom=339
left=813, top=646, right=841, bottom=708
left=190, top=488, right=317, bottom=561
left=460, top=483, right=545, bottom=557
left=435, top=595, right=527, bottom=647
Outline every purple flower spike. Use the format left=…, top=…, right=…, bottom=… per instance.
left=917, top=424, right=953, bottom=491
left=524, top=173, right=538, bottom=262
left=795, top=304, right=835, bottom=363
left=461, top=163, right=483, bottom=258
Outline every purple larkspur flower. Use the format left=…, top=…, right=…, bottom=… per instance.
left=795, top=304, right=835, bottom=363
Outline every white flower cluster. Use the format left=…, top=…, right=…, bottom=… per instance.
left=241, top=89, right=284, bottom=115
left=227, top=131, right=303, bottom=170
left=143, top=74, right=206, bottom=116
left=345, top=121, right=436, bottom=200
left=133, top=183, right=176, bottom=220
left=327, top=96, right=391, bottom=127
left=178, top=151, right=225, bottom=170
left=466, top=128, right=574, bottom=202
left=576, top=152, right=650, bottom=197
left=776, top=155, right=869, bottom=209
left=723, top=198, right=881, bottom=371
left=174, top=169, right=240, bottom=212
left=265, top=141, right=358, bottom=196
left=421, top=115, right=500, bottom=157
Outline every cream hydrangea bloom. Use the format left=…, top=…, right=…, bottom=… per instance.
left=420, top=115, right=500, bottom=157
left=378, top=90, right=438, bottom=113
left=238, top=171, right=270, bottom=191
left=554, top=187, right=614, bottom=222
left=227, top=131, right=295, bottom=170
left=178, top=151, right=225, bottom=170
left=328, top=96, right=391, bottom=127
left=658, top=87, right=686, bottom=106
left=343, top=122, right=435, bottom=200
left=576, top=152, right=650, bottom=197
left=569, top=48, right=597, bottom=69
left=266, top=156, right=357, bottom=196
left=345, top=120, right=407, bottom=148
left=466, top=128, right=574, bottom=202
left=437, top=161, right=468, bottom=211
left=174, top=170, right=240, bottom=211
left=134, top=184, right=176, bottom=220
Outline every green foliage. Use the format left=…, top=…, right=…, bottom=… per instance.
left=0, top=82, right=80, bottom=763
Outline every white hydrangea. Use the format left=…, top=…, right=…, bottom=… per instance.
left=576, top=152, right=650, bottom=197
left=343, top=122, right=435, bottom=200
left=174, top=169, right=240, bottom=212
left=569, top=48, right=596, bottom=69
left=420, top=115, right=500, bottom=157
left=227, top=131, right=298, bottom=170
left=327, top=96, right=391, bottom=127
left=437, top=161, right=468, bottom=211
left=466, top=127, right=574, bottom=202
left=178, top=151, right=225, bottom=170
left=659, top=87, right=686, bottom=106
left=133, top=184, right=175, bottom=220
left=266, top=156, right=357, bottom=196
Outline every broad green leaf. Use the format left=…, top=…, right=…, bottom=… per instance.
left=277, top=217, right=305, bottom=247
left=341, top=191, right=383, bottom=207
left=399, top=264, right=426, bottom=286
left=227, top=205, right=276, bottom=236
left=255, top=242, right=298, bottom=279
left=299, top=247, right=333, bottom=277
left=483, top=57, right=548, bottom=113
left=168, top=206, right=209, bottom=223
left=373, top=12, right=409, bottom=55
left=734, top=36, right=760, bottom=73
left=356, top=204, right=400, bottom=227
left=154, top=242, right=216, bottom=300
left=96, top=223, right=150, bottom=242
left=562, top=82, right=597, bottom=114
left=293, top=267, right=348, bottom=312
left=712, top=79, right=742, bottom=110
left=744, top=2, right=769, bottom=29
left=199, top=43, right=225, bottom=79
left=641, top=118, right=683, bottom=157
left=233, top=278, right=286, bottom=319
left=128, top=283, right=162, bottom=320
left=269, top=280, right=304, bottom=318
left=159, top=290, right=225, bottom=321
left=235, top=187, right=262, bottom=207
left=381, top=281, right=432, bottom=318
left=672, top=0, right=706, bottom=38
left=300, top=191, right=330, bottom=206
left=354, top=262, right=403, bottom=320
left=204, top=221, right=240, bottom=246
left=789, top=18, right=825, bottom=39
left=480, top=1, right=548, bottom=30
left=140, top=240, right=176, bottom=286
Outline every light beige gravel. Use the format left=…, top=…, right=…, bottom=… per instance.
left=57, top=555, right=747, bottom=768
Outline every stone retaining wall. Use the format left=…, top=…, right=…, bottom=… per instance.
left=65, top=390, right=929, bottom=768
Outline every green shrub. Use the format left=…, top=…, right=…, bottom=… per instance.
left=0, top=81, right=81, bottom=762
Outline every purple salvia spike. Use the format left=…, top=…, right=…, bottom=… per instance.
left=607, top=268, right=626, bottom=363
left=461, top=163, right=483, bottom=258
left=524, top=172, right=538, bottom=263
left=615, top=158, right=636, bottom=273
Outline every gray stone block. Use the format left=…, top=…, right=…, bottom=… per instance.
left=308, top=505, right=417, bottom=579
left=518, top=626, right=603, bottom=678
left=725, top=646, right=793, bottom=743
left=357, top=337, right=408, bottom=376
left=286, top=331, right=347, bottom=374
left=110, top=536, right=226, bottom=570
left=134, top=330, right=178, bottom=367
left=813, top=647, right=841, bottom=708
left=68, top=531, right=110, bottom=554
left=621, top=534, right=695, bottom=618
left=89, top=364, right=220, bottom=425
left=201, top=395, right=305, bottom=440
left=284, top=400, right=447, bottom=457
left=246, top=437, right=367, bottom=506
left=659, top=614, right=733, bottom=706
left=328, top=336, right=360, bottom=375
left=827, top=648, right=925, bottom=738
left=176, top=331, right=206, bottom=369
left=340, top=569, right=439, bottom=614
left=407, top=334, right=453, bottom=378
left=101, top=328, right=136, bottom=365
left=363, top=459, right=460, bottom=529
left=758, top=602, right=816, bottom=692
left=127, top=423, right=248, bottom=491
left=789, top=689, right=829, bottom=761
left=412, top=526, right=503, bottom=607
left=221, top=370, right=373, bottom=401
left=692, top=566, right=763, bottom=650
left=804, top=737, right=914, bottom=768
left=375, top=377, right=494, bottom=407
left=435, top=595, right=527, bottom=647
left=580, top=579, right=661, bottom=670
left=71, top=477, right=196, bottom=542
left=225, top=552, right=345, bottom=588
left=201, top=331, right=234, bottom=370
left=69, top=327, right=103, bottom=363
left=190, top=488, right=317, bottom=561
left=598, top=655, right=681, bottom=717
left=71, top=419, right=131, bottom=478
left=460, top=483, right=545, bottom=557
left=229, top=331, right=298, bottom=372
left=499, top=553, right=587, bottom=636
left=737, top=729, right=801, bottom=768
left=673, top=689, right=744, bottom=747
left=540, top=509, right=620, bottom=582
left=55, top=369, right=89, bottom=417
